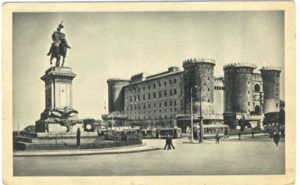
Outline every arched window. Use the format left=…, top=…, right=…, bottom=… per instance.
left=255, top=105, right=260, bottom=114
left=254, top=84, right=260, bottom=92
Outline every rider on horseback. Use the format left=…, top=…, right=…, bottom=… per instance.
left=47, top=22, right=71, bottom=66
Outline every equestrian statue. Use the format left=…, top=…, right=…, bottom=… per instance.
left=47, top=21, right=71, bottom=67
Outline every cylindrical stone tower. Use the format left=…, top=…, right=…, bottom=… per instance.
left=183, top=58, right=215, bottom=115
left=107, top=79, right=130, bottom=113
left=223, top=63, right=256, bottom=114
left=260, top=66, right=281, bottom=113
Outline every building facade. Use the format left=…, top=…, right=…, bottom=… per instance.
left=103, top=58, right=281, bottom=130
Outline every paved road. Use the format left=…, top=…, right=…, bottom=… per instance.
left=14, top=136, right=285, bottom=176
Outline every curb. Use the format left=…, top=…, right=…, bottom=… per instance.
left=14, top=143, right=161, bottom=157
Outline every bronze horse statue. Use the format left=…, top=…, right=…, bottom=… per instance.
left=47, top=22, right=71, bottom=67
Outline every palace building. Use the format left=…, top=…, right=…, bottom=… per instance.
left=102, top=58, right=281, bottom=130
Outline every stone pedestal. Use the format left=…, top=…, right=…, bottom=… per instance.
left=35, top=67, right=80, bottom=132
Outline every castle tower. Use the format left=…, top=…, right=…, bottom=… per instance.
left=107, top=79, right=130, bottom=113
left=260, top=66, right=281, bottom=113
left=223, top=63, right=256, bottom=114
left=182, top=58, right=215, bottom=116
left=223, top=63, right=256, bottom=127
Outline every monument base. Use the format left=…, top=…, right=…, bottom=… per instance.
left=35, top=119, right=83, bottom=133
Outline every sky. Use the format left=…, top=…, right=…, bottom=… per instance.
left=13, top=11, right=284, bottom=130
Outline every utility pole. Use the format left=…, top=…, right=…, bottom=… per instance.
left=190, top=87, right=194, bottom=142
left=199, top=76, right=204, bottom=143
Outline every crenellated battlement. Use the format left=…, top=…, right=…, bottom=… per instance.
left=260, top=66, right=282, bottom=72
left=223, top=63, right=256, bottom=70
left=183, top=57, right=216, bottom=66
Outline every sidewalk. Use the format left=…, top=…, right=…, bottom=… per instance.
left=14, top=142, right=160, bottom=157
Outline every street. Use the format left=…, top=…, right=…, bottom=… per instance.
left=14, top=135, right=285, bottom=176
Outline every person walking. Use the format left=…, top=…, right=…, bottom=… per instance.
left=164, top=136, right=169, bottom=150
left=168, top=136, right=175, bottom=150
left=215, top=132, right=220, bottom=144
left=251, top=130, right=254, bottom=139
left=274, top=131, right=280, bottom=146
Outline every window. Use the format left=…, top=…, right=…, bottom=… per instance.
left=137, top=95, right=140, bottom=101
left=174, top=79, right=176, bottom=83
left=154, top=103, right=156, bottom=108
left=159, top=103, right=162, bottom=107
left=174, top=89, right=177, bottom=95
left=143, top=86, right=145, bottom=90
left=130, top=96, right=132, bottom=101
left=159, top=91, right=162, bottom=98
left=169, top=89, right=173, bottom=96
left=153, top=83, right=156, bottom=88
left=153, top=92, right=156, bottom=98
left=164, top=90, right=167, bottom=96
left=174, top=100, right=177, bottom=106
left=208, top=88, right=210, bottom=91
left=143, top=94, right=145, bottom=100
left=248, top=102, right=250, bottom=106
left=254, top=84, right=260, bottom=92
left=148, top=104, right=151, bottom=108
left=169, top=79, right=172, bottom=85
left=170, top=100, right=173, bottom=106
left=143, top=104, right=146, bottom=109
left=165, top=101, right=167, bottom=107
left=208, top=77, right=210, bottom=80
left=134, top=96, right=136, bottom=101
left=159, top=82, right=161, bottom=87
left=148, top=93, right=151, bottom=99
left=148, top=85, right=150, bottom=89
left=164, top=81, right=167, bottom=86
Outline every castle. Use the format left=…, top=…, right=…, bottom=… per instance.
left=103, top=58, right=281, bottom=130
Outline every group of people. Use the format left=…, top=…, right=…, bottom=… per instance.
left=164, top=135, right=175, bottom=150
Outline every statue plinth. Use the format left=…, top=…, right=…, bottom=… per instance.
left=36, top=66, right=81, bottom=132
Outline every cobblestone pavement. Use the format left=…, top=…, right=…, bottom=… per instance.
left=14, top=136, right=284, bottom=176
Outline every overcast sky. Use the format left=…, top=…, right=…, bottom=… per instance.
left=13, top=11, right=284, bottom=130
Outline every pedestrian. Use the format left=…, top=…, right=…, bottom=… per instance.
left=251, top=130, right=254, bottom=139
left=164, top=136, right=169, bottom=150
left=168, top=135, right=175, bottom=150
left=215, top=132, right=220, bottom=144
left=274, top=132, right=280, bottom=146
left=238, top=132, right=241, bottom=140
